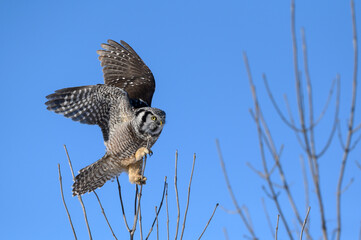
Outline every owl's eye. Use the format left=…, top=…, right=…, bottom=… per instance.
left=151, top=116, right=157, bottom=121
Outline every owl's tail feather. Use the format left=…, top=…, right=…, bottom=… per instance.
left=72, top=154, right=120, bottom=196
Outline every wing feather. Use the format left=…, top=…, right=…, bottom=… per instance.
left=45, top=85, right=131, bottom=142
left=97, top=40, right=155, bottom=107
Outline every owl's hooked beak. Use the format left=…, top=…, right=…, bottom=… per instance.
left=160, top=121, right=163, bottom=126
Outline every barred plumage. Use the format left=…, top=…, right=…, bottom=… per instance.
left=45, top=40, right=166, bottom=195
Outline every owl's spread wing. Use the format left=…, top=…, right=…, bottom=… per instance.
left=45, top=84, right=132, bottom=142
left=97, top=40, right=155, bottom=107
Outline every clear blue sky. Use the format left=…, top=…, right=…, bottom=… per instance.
left=1, top=0, right=360, bottom=239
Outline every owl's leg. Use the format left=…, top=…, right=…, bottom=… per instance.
left=128, top=147, right=152, bottom=185
left=135, top=147, right=153, bottom=161
left=128, top=160, right=147, bottom=185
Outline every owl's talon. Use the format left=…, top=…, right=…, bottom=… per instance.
left=135, top=147, right=152, bottom=161
left=135, top=175, right=147, bottom=185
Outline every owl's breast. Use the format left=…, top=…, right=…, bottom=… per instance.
left=105, top=123, right=152, bottom=159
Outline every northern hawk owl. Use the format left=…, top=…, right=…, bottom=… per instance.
left=46, top=40, right=166, bottom=195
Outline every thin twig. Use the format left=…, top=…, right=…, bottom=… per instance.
left=340, top=178, right=354, bottom=195
left=58, top=164, right=77, bottom=240
left=246, top=162, right=265, bottom=179
left=223, top=228, right=230, bottom=240
left=263, top=75, right=302, bottom=132
left=353, top=123, right=361, bottom=133
left=316, top=76, right=340, bottom=158
left=180, top=154, right=196, bottom=240
left=250, top=108, right=286, bottom=164
left=300, top=156, right=309, bottom=216
left=216, top=139, right=258, bottom=239
left=336, top=1, right=358, bottom=239
left=117, top=177, right=131, bottom=232
left=93, top=191, right=118, bottom=240
left=130, top=186, right=141, bottom=240
left=313, top=79, right=337, bottom=127
left=145, top=177, right=168, bottom=240
left=64, top=145, right=76, bottom=178
left=337, top=120, right=346, bottom=150
left=174, top=150, right=181, bottom=240
left=356, top=161, right=361, bottom=170
left=131, top=157, right=147, bottom=240
left=262, top=198, right=275, bottom=239
left=349, top=131, right=361, bottom=151
left=275, top=215, right=280, bottom=240
left=300, top=207, right=311, bottom=240
left=219, top=205, right=238, bottom=215
left=166, top=182, right=170, bottom=240
left=283, top=94, right=307, bottom=151
left=63, top=145, right=93, bottom=240
left=156, top=207, right=159, bottom=240
left=139, top=204, right=143, bottom=240
left=242, top=205, right=254, bottom=231
left=197, top=203, right=219, bottom=240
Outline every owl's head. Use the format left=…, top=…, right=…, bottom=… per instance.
left=133, top=107, right=166, bottom=138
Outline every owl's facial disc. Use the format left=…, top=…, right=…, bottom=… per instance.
left=135, top=108, right=166, bottom=137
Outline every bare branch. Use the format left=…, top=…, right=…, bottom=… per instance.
left=131, top=156, right=147, bottom=239
left=301, top=28, right=314, bottom=137
left=93, top=191, right=118, bottom=240
left=336, top=1, right=358, bottom=239
left=257, top=106, right=308, bottom=237
left=58, top=164, right=77, bottom=240
left=63, top=145, right=92, bottom=240
left=145, top=177, right=168, bottom=240
left=174, top=150, right=180, bottom=240
left=139, top=203, right=143, bottom=240
left=317, top=76, right=340, bottom=158
left=64, top=145, right=76, bottom=178
left=180, top=154, right=196, bottom=240
left=223, top=228, right=229, bottom=240
left=250, top=109, right=288, bottom=172
left=166, top=179, right=170, bottom=240
left=244, top=52, right=293, bottom=240
left=300, top=207, right=311, bottom=240
left=291, top=0, right=328, bottom=238
left=117, top=177, right=131, bottom=232
left=197, top=203, right=219, bottom=240
left=275, top=215, right=280, bottom=240
left=216, top=139, right=258, bottom=239
left=156, top=207, right=159, bottom=240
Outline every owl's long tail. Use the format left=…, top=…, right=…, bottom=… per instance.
left=72, top=154, right=120, bottom=196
